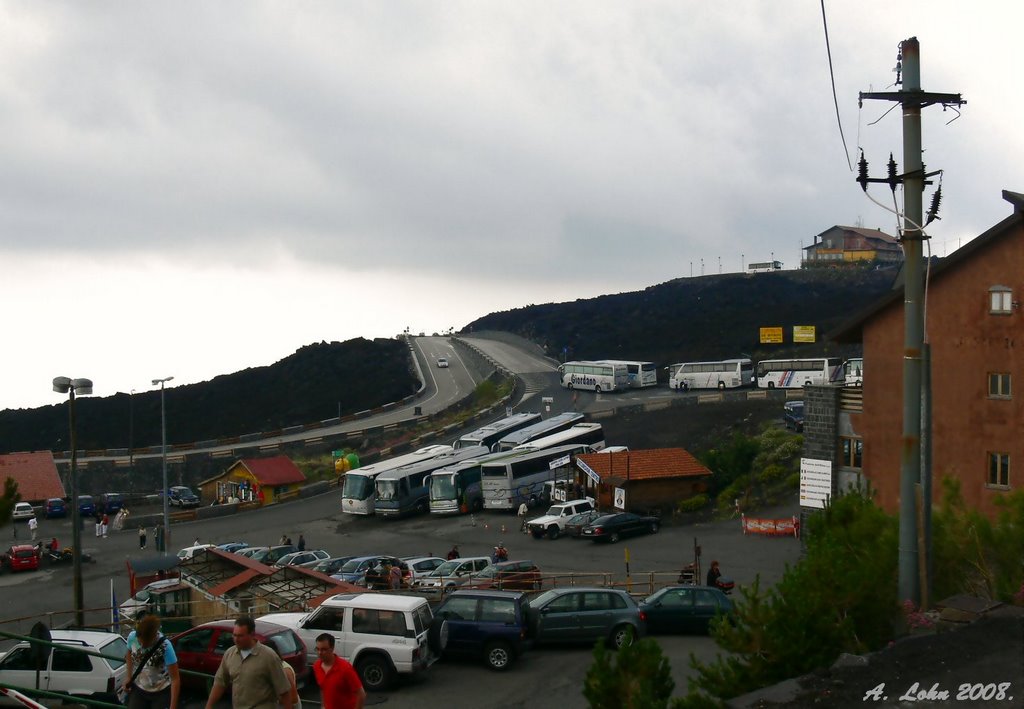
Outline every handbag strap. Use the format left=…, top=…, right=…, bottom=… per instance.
left=130, top=634, right=165, bottom=685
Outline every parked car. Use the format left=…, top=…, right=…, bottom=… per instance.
left=528, top=587, right=645, bottom=649
left=100, top=493, right=124, bottom=515
left=235, top=546, right=267, bottom=559
left=527, top=499, right=596, bottom=540
left=171, top=619, right=307, bottom=691
left=168, top=486, right=200, bottom=508
left=581, top=512, right=660, bottom=543
left=45, top=497, right=68, bottom=519
left=78, top=495, right=96, bottom=517
left=563, top=509, right=601, bottom=538
left=216, top=542, right=249, bottom=554
left=304, top=556, right=357, bottom=576
left=259, top=592, right=447, bottom=692
left=275, top=549, right=331, bottom=567
left=3, top=544, right=40, bottom=572
left=11, top=502, right=35, bottom=522
left=401, top=556, right=447, bottom=580
left=436, top=357, right=449, bottom=368
left=0, top=629, right=128, bottom=705
left=460, top=560, right=542, bottom=591
left=332, top=555, right=403, bottom=586
left=248, top=545, right=297, bottom=565
left=784, top=400, right=805, bottom=432
left=412, top=557, right=492, bottom=594
left=434, top=589, right=531, bottom=671
left=639, top=585, right=734, bottom=634
left=176, top=544, right=214, bottom=561
left=118, top=577, right=186, bottom=622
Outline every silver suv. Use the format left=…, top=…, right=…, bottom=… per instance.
left=0, top=630, right=128, bottom=704
left=259, top=592, right=447, bottom=692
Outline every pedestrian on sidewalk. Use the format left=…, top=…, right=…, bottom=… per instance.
left=139, top=526, right=147, bottom=550
left=28, top=516, right=38, bottom=541
left=101, top=513, right=110, bottom=538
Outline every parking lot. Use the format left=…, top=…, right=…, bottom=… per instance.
left=2, top=491, right=802, bottom=706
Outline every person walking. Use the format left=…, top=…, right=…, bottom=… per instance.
left=205, top=616, right=292, bottom=709
left=28, top=515, right=38, bottom=541
left=297, top=534, right=306, bottom=552
left=517, top=502, right=529, bottom=533
left=446, top=545, right=460, bottom=560
left=389, top=562, right=402, bottom=590
left=707, top=560, right=723, bottom=589
left=101, top=513, right=110, bottom=538
left=313, top=633, right=364, bottom=709
left=123, top=613, right=181, bottom=709
left=95, top=509, right=103, bottom=538
left=139, top=526, right=147, bottom=550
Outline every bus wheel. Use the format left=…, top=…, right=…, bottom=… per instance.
left=718, top=381, right=725, bottom=390
left=567, top=382, right=574, bottom=390
left=767, top=382, right=775, bottom=389
left=594, top=385, right=601, bottom=393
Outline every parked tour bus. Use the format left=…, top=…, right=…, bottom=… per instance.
left=558, top=361, right=630, bottom=392
left=512, top=423, right=605, bottom=453
left=481, top=444, right=591, bottom=511
left=454, top=412, right=543, bottom=451
left=496, top=412, right=586, bottom=452
left=341, top=444, right=453, bottom=515
left=374, top=446, right=488, bottom=518
left=843, top=357, right=864, bottom=386
left=668, top=358, right=753, bottom=391
left=755, top=357, right=844, bottom=389
left=597, top=360, right=658, bottom=388
left=428, top=450, right=522, bottom=515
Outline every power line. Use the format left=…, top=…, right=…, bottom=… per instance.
left=820, top=0, right=852, bottom=171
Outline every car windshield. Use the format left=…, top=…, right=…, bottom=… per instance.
left=135, top=590, right=151, bottom=602
left=543, top=506, right=565, bottom=516
left=101, top=637, right=128, bottom=670
left=376, top=480, right=398, bottom=501
left=341, top=473, right=372, bottom=500
left=80, top=496, right=92, bottom=503
left=532, top=590, right=559, bottom=607
left=340, top=558, right=370, bottom=573
left=429, top=474, right=456, bottom=501
left=473, top=566, right=499, bottom=579
left=430, top=560, right=461, bottom=576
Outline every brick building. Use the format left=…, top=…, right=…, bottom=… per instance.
left=821, top=190, right=1024, bottom=519
left=575, top=448, right=712, bottom=513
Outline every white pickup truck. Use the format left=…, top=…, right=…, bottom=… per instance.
left=526, top=498, right=595, bottom=540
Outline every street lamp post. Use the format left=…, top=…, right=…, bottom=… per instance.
left=52, top=376, right=92, bottom=627
left=128, top=390, right=135, bottom=495
left=152, top=377, right=173, bottom=554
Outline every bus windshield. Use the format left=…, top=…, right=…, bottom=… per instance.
left=342, top=474, right=373, bottom=500
left=376, top=480, right=398, bottom=501
left=430, top=473, right=457, bottom=501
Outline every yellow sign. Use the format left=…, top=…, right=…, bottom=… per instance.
left=793, top=325, right=816, bottom=343
left=759, top=327, right=783, bottom=344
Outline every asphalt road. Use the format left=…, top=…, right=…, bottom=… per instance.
left=1, top=487, right=801, bottom=707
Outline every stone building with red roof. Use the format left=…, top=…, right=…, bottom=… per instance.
left=0, top=450, right=67, bottom=503
left=575, top=448, right=712, bottom=513
left=197, top=455, right=306, bottom=506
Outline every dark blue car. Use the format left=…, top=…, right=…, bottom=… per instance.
left=433, top=589, right=531, bottom=671
left=45, top=498, right=67, bottom=519
left=78, top=494, right=95, bottom=517
left=101, top=493, right=124, bottom=515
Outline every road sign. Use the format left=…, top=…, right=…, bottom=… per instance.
left=793, top=325, right=816, bottom=343
left=614, top=487, right=626, bottom=510
left=759, top=327, right=783, bottom=344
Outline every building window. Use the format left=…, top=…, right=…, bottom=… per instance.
left=989, top=286, right=1012, bottom=314
left=987, top=452, right=1009, bottom=487
left=988, top=373, right=1012, bottom=398
left=839, top=437, right=863, bottom=468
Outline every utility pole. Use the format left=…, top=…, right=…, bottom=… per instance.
left=859, top=37, right=964, bottom=607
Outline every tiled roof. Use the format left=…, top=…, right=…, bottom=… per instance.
left=0, top=451, right=67, bottom=502
left=577, top=448, right=712, bottom=482
left=236, top=456, right=306, bottom=485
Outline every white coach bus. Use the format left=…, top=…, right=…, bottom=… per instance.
left=668, top=358, right=753, bottom=391
left=558, top=361, right=630, bottom=393
left=755, top=357, right=844, bottom=389
left=597, top=360, right=658, bottom=388
left=341, top=444, right=453, bottom=515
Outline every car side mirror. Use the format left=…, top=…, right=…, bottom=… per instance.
left=541, top=607, right=551, bottom=614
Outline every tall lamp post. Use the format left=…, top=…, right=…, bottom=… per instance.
left=152, top=376, right=173, bottom=554
left=52, top=376, right=92, bottom=627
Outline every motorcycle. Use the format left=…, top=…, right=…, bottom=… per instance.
left=37, top=543, right=92, bottom=564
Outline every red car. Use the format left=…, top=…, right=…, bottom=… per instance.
left=3, top=545, right=40, bottom=572
left=460, top=560, right=542, bottom=591
left=171, top=619, right=307, bottom=691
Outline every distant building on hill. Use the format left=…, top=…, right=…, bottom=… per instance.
left=803, top=225, right=903, bottom=267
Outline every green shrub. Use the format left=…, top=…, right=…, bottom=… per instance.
left=584, top=638, right=675, bottom=709
left=677, top=494, right=709, bottom=514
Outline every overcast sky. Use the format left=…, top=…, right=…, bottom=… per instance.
left=2, top=2, right=1021, bottom=411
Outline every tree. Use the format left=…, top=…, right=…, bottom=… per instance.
left=584, top=639, right=675, bottom=709
left=0, top=476, right=22, bottom=527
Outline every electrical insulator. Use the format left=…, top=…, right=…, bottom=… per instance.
left=857, top=151, right=869, bottom=192
left=887, top=153, right=899, bottom=193
left=926, top=187, right=943, bottom=226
